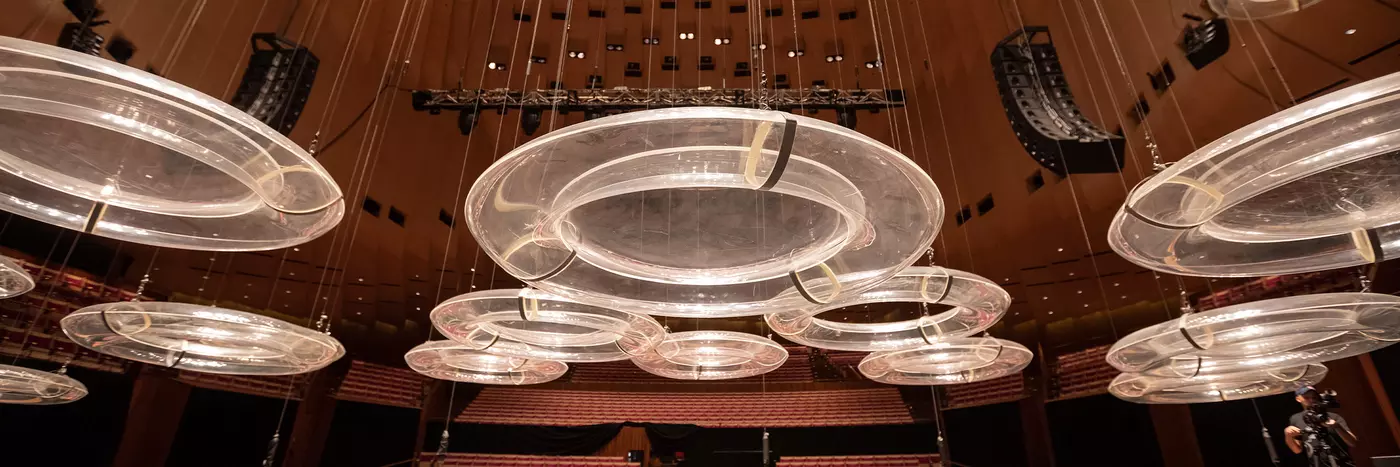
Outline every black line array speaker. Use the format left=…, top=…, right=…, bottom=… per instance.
left=231, top=33, right=319, bottom=136
left=1181, top=17, right=1230, bottom=70
left=991, top=26, right=1124, bottom=178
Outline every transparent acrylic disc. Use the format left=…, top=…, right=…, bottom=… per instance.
left=1207, top=0, right=1324, bottom=19
left=858, top=337, right=1032, bottom=385
left=61, top=302, right=345, bottom=375
left=0, top=364, right=87, bottom=405
left=766, top=267, right=1008, bottom=351
left=630, top=330, right=788, bottom=380
left=0, top=255, right=35, bottom=299
left=1110, top=363, right=1327, bottom=404
left=1106, top=293, right=1400, bottom=373
left=466, top=107, right=943, bottom=317
left=405, top=341, right=566, bottom=385
left=431, top=288, right=664, bottom=362
left=0, top=37, right=343, bottom=251
left=1109, top=71, right=1400, bottom=277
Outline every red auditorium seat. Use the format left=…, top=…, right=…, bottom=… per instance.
left=456, top=388, right=914, bottom=428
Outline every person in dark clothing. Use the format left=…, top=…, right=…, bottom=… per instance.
left=1285, top=386, right=1357, bottom=467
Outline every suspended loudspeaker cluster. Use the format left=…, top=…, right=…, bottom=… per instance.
left=1106, top=71, right=1400, bottom=404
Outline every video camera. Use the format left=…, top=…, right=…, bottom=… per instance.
left=1303, top=389, right=1341, bottom=428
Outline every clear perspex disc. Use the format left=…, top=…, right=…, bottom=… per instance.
left=630, top=330, right=789, bottom=380
left=405, top=340, right=566, bottom=385
left=0, top=364, right=87, bottom=405
left=858, top=337, right=1032, bottom=385
left=1207, top=0, right=1324, bottom=19
left=0, top=255, right=35, bottom=299
left=466, top=107, right=942, bottom=317
left=0, top=37, right=343, bottom=251
left=431, top=288, right=664, bottom=362
left=766, top=267, right=1008, bottom=352
left=61, top=302, right=345, bottom=375
left=1106, top=293, right=1400, bottom=374
left=1109, top=71, right=1400, bottom=277
left=1110, top=364, right=1327, bottom=404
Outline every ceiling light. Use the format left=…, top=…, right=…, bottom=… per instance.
left=715, top=38, right=723, bottom=45
left=835, top=54, right=843, bottom=61
left=1048, top=311, right=1054, bottom=315
left=1345, top=28, right=1357, bottom=35
left=488, top=62, right=497, bottom=70
left=788, top=51, right=796, bottom=58
left=826, top=55, right=834, bottom=63
left=292, top=247, right=299, bottom=252
left=1057, top=247, right=1064, bottom=252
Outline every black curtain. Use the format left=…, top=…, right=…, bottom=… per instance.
left=0, top=360, right=133, bottom=467
left=439, top=423, right=625, bottom=455
left=433, top=422, right=938, bottom=466
left=322, top=401, right=421, bottom=467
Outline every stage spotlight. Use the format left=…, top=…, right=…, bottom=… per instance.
left=715, top=38, right=723, bottom=45
left=457, top=110, right=479, bottom=136
left=835, top=54, right=844, bottom=61
left=488, top=62, right=497, bottom=69
left=521, top=109, right=542, bottom=136
left=826, top=55, right=834, bottom=62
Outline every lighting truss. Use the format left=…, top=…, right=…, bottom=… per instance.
left=410, top=87, right=905, bottom=113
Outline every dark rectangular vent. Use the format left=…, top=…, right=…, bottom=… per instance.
left=764, top=7, right=782, bottom=16
left=954, top=206, right=972, bottom=226
left=625, top=61, right=643, bottom=77
left=551, top=11, right=567, bottom=20
left=362, top=197, right=381, bottom=217
left=838, top=10, right=857, bottom=20
left=438, top=209, right=455, bottom=227
left=1297, top=78, right=1351, bottom=102
left=513, top=12, right=532, bottom=22
left=734, top=61, right=750, bottom=77
left=730, top=4, right=747, bottom=13
left=663, top=56, right=679, bottom=71
left=1348, top=37, right=1400, bottom=65
left=695, top=1, right=712, bottom=8
left=775, top=73, right=788, bottom=83
left=588, top=9, right=605, bottom=18
left=661, top=1, right=676, bottom=9
left=624, top=5, right=642, bottom=14
left=699, top=56, right=715, bottom=71
left=801, top=9, right=819, bottom=19
left=1026, top=170, right=1045, bottom=194
left=587, top=74, right=603, bottom=88
left=388, top=207, right=406, bottom=227
left=976, top=194, right=995, bottom=216
left=1147, top=60, right=1175, bottom=94
left=1128, top=93, right=1151, bottom=125
left=811, top=79, right=826, bottom=87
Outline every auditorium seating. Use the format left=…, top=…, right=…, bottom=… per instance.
left=177, top=371, right=304, bottom=400
left=777, top=454, right=939, bottom=467
left=335, top=360, right=428, bottom=408
left=567, top=347, right=814, bottom=384
left=457, top=387, right=913, bottom=428
left=418, top=453, right=633, bottom=467
left=0, top=324, right=127, bottom=373
left=945, top=374, right=1025, bottom=409
left=1196, top=269, right=1355, bottom=311
left=1049, top=345, right=1113, bottom=400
